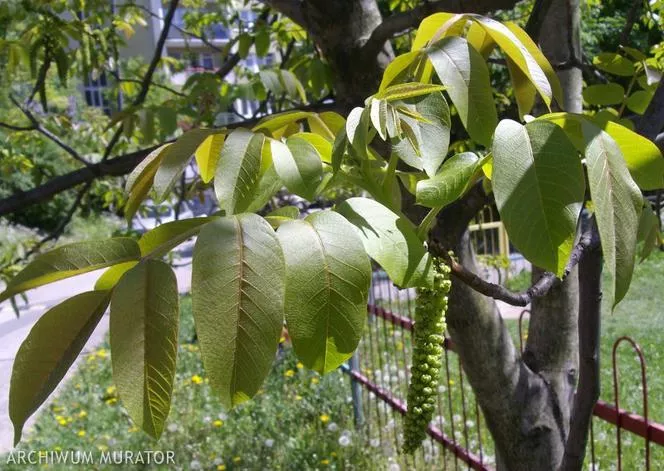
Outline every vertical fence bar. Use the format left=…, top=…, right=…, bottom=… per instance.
left=349, top=352, right=364, bottom=427
left=612, top=336, right=650, bottom=471
left=444, top=346, right=460, bottom=471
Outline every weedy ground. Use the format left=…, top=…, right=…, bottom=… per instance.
left=2, top=298, right=394, bottom=471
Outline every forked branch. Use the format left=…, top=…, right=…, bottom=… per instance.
left=444, top=228, right=597, bottom=306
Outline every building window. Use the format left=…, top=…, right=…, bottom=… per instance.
left=201, top=53, right=214, bottom=70
left=83, top=73, right=111, bottom=115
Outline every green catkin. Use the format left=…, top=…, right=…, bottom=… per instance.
left=402, top=258, right=451, bottom=454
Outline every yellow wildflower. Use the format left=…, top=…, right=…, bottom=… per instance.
left=295, top=395, right=303, bottom=401
left=321, top=459, right=330, bottom=465
left=96, top=348, right=108, bottom=358
left=56, top=416, right=67, bottom=426
left=296, top=362, right=304, bottom=369
left=284, top=369, right=295, bottom=377
left=77, top=430, right=86, bottom=437
left=311, top=377, right=319, bottom=385
left=213, top=420, right=223, bottom=428
left=217, top=466, right=226, bottom=471
left=233, top=457, right=241, bottom=464
left=106, top=386, right=116, bottom=395
left=78, top=410, right=87, bottom=418
left=105, top=398, right=117, bottom=405
left=448, top=379, right=455, bottom=386
left=279, top=336, right=286, bottom=343
left=191, top=374, right=203, bottom=385
left=320, top=414, right=330, bottom=424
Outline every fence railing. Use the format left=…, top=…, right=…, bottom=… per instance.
left=343, top=272, right=664, bottom=470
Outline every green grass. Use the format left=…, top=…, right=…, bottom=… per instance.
left=504, top=268, right=531, bottom=292
left=3, top=298, right=392, bottom=471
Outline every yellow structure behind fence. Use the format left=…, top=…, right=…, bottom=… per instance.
left=468, top=206, right=510, bottom=258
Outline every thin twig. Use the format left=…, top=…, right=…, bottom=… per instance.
left=9, top=96, right=91, bottom=166
left=101, top=0, right=181, bottom=162
left=441, top=228, right=597, bottom=306
left=108, top=71, right=186, bottom=97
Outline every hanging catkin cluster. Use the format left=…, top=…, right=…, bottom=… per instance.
left=402, top=258, right=451, bottom=454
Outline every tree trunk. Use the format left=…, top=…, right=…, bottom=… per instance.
left=298, top=0, right=394, bottom=111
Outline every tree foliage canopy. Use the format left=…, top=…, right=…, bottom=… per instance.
left=1, top=2, right=663, bottom=464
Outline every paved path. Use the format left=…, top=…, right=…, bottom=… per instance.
left=0, top=261, right=192, bottom=453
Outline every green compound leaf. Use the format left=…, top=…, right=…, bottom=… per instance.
left=214, top=128, right=264, bottom=215
left=426, top=36, right=497, bottom=147
left=593, top=52, right=635, bottom=76
left=271, top=137, right=323, bottom=201
left=583, top=83, right=626, bottom=106
left=124, top=144, right=170, bottom=221
left=195, top=133, right=226, bottom=183
left=392, top=92, right=451, bottom=177
left=192, top=214, right=285, bottom=408
left=493, top=120, right=585, bottom=276
left=583, top=124, right=642, bottom=307
left=540, top=113, right=664, bottom=190
left=277, top=211, right=371, bottom=374
left=416, top=152, right=479, bottom=208
left=374, top=82, right=446, bottom=102
left=10, top=290, right=111, bottom=445
left=336, top=197, right=433, bottom=288
left=154, top=128, right=216, bottom=201
left=0, top=238, right=141, bottom=303
left=110, top=260, right=179, bottom=439
left=138, top=217, right=217, bottom=257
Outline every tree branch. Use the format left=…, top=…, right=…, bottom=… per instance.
left=0, top=122, right=35, bottom=132
left=120, top=2, right=225, bottom=53
left=635, top=77, right=664, bottom=142
left=443, top=227, right=597, bottom=306
left=260, top=0, right=306, bottom=27
left=618, top=0, right=642, bottom=47
left=9, top=96, right=91, bottom=166
left=108, top=72, right=186, bottom=97
left=0, top=101, right=336, bottom=218
left=560, top=222, right=602, bottom=471
left=101, top=0, right=180, bottom=163
left=524, top=0, right=555, bottom=39
left=361, top=0, right=520, bottom=60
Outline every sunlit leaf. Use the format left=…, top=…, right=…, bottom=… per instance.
left=192, top=214, right=284, bottom=408
left=10, top=291, right=111, bottom=445
left=111, top=260, right=179, bottom=438
left=0, top=239, right=141, bottom=303
left=277, top=211, right=371, bottom=373
left=493, top=120, right=585, bottom=276
left=336, top=197, right=433, bottom=288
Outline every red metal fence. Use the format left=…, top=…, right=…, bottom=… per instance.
left=343, top=271, right=664, bottom=469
